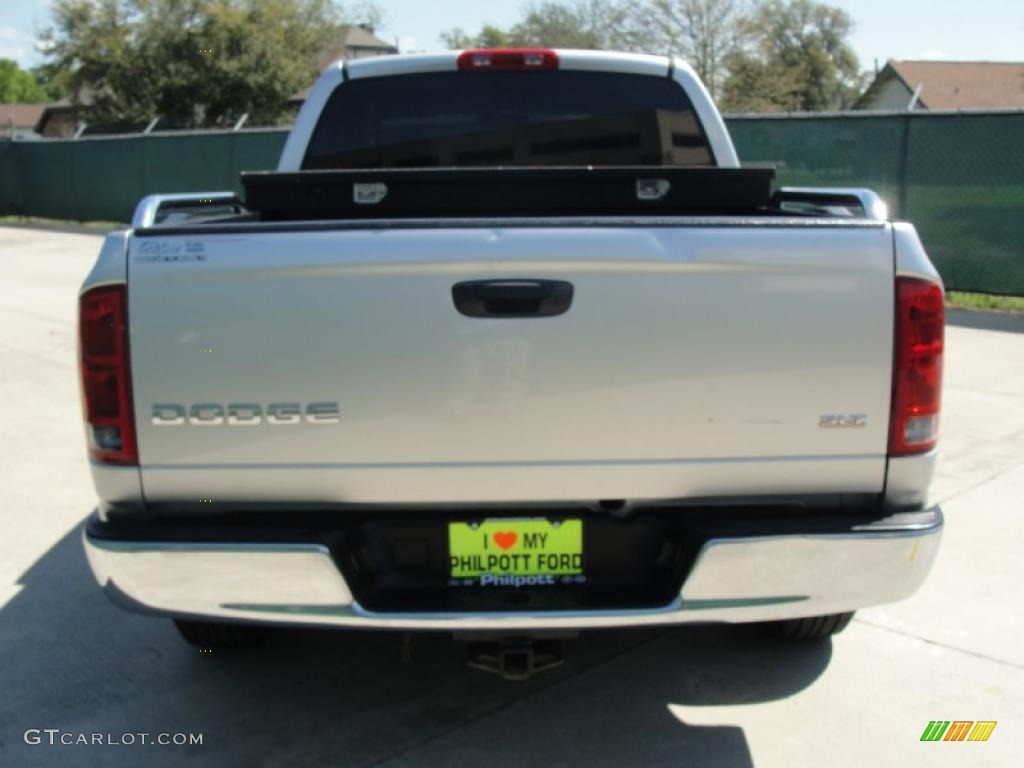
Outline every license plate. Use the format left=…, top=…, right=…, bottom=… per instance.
left=448, top=518, right=583, bottom=586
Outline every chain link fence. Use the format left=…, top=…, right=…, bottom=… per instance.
left=1, top=110, right=1022, bottom=294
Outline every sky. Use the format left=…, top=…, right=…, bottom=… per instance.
left=2, top=0, right=1023, bottom=73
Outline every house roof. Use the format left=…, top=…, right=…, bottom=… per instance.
left=33, top=99, right=76, bottom=133
left=0, top=103, right=49, bottom=130
left=289, top=26, right=398, bottom=102
left=342, top=24, right=397, bottom=51
left=863, top=60, right=1024, bottom=110
left=315, top=24, right=397, bottom=69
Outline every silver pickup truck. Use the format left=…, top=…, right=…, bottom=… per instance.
left=80, top=49, right=945, bottom=678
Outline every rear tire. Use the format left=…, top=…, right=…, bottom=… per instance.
left=768, top=611, right=855, bottom=641
left=173, top=619, right=268, bottom=649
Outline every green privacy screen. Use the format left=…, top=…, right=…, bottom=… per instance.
left=728, top=111, right=1024, bottom=296
left=1, top=112, right=1022, bottom=294
left=0, top=128, right=288, bottom=223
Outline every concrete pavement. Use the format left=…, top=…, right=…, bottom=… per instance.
left=0, top=225, right=1021, bottom=767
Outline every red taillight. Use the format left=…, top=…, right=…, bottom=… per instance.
left=79, top=285, right=137, bottom=465
left=457, top=48, right=559, bottom=71
left=889, top=277, right=944, bottom=456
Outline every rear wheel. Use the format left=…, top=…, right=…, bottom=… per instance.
left=173, top=619, right=268, bottom=649
left=768, top=612, right=855, bottom=641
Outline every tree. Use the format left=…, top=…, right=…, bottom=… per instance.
left=508, top=1, right=604, bottom=49
left=39, top=0, right=379, bottom=128
left=719, top=52, right=803, bottom=111
left=440, top=25, right=512, bottom=50
left=440, top=1, right=654, bottom=52
left=0, top=59, right=50, bottom=103
left=638, top=0, right=744, bottom=99
left=720, top=0, right=865, bottom=112
left=29, top=63, right=71, bottom=101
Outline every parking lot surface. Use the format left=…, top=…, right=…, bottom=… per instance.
left=1, top=225, right=1021, bottom=767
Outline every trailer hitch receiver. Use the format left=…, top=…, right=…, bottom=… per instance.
left=465, top=638, right=565, bottom=681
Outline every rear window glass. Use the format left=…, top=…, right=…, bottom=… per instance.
left=302, top=70, right=714, bottom=169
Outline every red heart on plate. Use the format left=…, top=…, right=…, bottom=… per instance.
left=493, top=531, right=518, bottom=550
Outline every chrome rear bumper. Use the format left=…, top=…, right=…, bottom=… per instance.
left=83, top=507, right=942, bottom=630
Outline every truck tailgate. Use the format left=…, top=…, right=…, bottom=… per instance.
left=128, top=221, right=894, bottom=503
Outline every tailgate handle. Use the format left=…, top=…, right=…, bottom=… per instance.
left=452, top=280, right=574, bottom=318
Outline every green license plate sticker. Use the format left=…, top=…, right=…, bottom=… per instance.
left=449, top=519, right=583, bottom=584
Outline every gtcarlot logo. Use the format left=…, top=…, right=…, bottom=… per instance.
left=24, top=729, right=203, bottom=747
